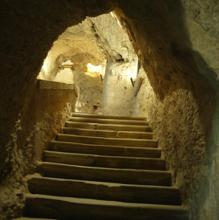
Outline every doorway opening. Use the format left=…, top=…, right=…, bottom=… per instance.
left=37, top=11, right=143, bottom=116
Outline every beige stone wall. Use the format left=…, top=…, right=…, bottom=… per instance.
left=133, top=68, right=218, bottom=220
left=0, top=80, right=76, bottom=219
left=91, top=12, right=139, bottom=116
left=103, top=61, right=138, bottom=116
left=133, top=67, right=211, bottom=201
left=0, top=1, right=219, bottom=219
left=74, top=72, right=103, bottom=114
left=0, top=1, right=112, bottom=178
left=115, top=1, right=218, bottom=219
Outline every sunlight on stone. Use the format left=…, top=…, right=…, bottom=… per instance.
left=37, top=56, right=51, bottom=80
left=53, top=60, right=74, bottom=84
left=85, top=63, right=105, bottom=78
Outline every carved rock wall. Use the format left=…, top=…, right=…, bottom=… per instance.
left=0, top=1, right=219, bottom=219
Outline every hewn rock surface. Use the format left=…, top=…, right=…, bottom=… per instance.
left=0, top=0, right=219, bottom=219
left=0, top=80, right=75, bottom=218
left=121, top=1, right=218, bottom=219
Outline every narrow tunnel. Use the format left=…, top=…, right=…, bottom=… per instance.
left=0, top=1, right=219, bottom=220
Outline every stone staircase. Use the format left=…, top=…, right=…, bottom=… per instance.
left=17, top=113, right=188, bottom=220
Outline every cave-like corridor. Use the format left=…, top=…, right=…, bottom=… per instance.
left=0, top=1, right=219, bottom=220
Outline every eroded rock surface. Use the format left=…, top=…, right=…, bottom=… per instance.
left=0, top=1, right=219, bottom=219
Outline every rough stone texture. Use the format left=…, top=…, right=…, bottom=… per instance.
left=118, top=1, right=218, bottom=219
left=132, top=68, right=214, bottom=219
left=0, top=0, right=112, bottom=179
left=103, top=60, right=138, bottom=116
left=38, top=11, right=139, bottom=116
left=37, top=19, right=106, bottom=81
left=36, top=17, right=109, bottom=114
left=133, top=71, right=218, bottom=219
left=174, top=4, right=219, bottom=217
left=0, top=80, right=76, bottom=219
left=74, top=71, right=103, bottom=114
left=181, top=0, right=219, bottom=80
left=91, top=12, right=136, bottom=61
left=91, top=12, right=139, bottom=116
left=0, top=0, right=219, bottom=219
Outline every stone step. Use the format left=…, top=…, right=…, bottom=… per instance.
left=63, top=127, right=153, bottom=139
left=65, top=121, right=152, bottom=132
left=15, top=218, right=55, bottom=220
left=56, top=134, right=158, bottom=148
left=28, top=176, right=181, bottom=205
left=49, top=140, right=161, bottom=158
left=72, top=112, right=146, bottom=120
left=43, top=151, right=166, bottom=170
left=69, top=116, right=148, bottom=126
left=24, top=194, right=188, bottom=220
left=37, top=162, right=171, bottom=186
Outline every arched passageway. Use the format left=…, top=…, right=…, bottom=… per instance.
left=0, top=1, right=219, bottom=219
